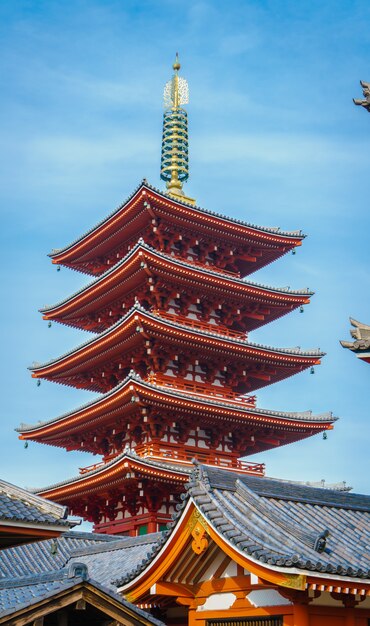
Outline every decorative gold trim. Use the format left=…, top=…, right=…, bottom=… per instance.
left=280, top=573, right=306, bottom=590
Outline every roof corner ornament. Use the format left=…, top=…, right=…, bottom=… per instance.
left=160, top=54, right=195, bottom=205
left=68, top=562, right=89, bottom=580
left=353, top=80, right=370, bottom=112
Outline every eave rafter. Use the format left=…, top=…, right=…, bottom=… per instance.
left=30, top=306, right=323, bottom=393
left=18, top=373, right=334, bottom=456
left=42, top=241, right=311, bottom=334
left=120, top=499, right=370, bottom=607
left=37, top=454, right=189, bottom=497
left=49, top=182, right=304, bottom=277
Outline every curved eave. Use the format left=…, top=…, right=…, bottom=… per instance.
left=116, top=499, right=307, bottom=601
left=49, top=182, right=305, bottom=270
left=118, top=498, right=370, bottom=603
left=340, top=341, right=370, bottom=362
left=35, top=452, right=190, bottom=501
left=18, top=374, right=335, bottom=444
left=30, top=306, right=324, bottom=382
left=116, top=498, right=309, bottom=602
left=41, top=241, right=312, bottom=327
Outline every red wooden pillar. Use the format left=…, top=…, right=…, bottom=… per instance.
left=345, top=607, right=355, bottom=626
left=293, top=602, right=309, bottom=626
left=147, top=518, right=157, bottom=533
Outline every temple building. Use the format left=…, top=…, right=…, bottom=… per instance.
left=17, top=56, right=335, bottom=536
left=5, top=56, right=370, bottom=626
left=2, top=464, right=370, bottom=625
left=353, top=80, right=370, bottom=111
left=341, top=318, right=370, bottom=364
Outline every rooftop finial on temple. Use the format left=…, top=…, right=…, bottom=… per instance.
left=173, top=51, right=180, bottom=72
left=160, top=55, right=195, bottom=205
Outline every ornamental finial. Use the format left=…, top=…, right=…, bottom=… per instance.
left=160, top=55, right=195, bottom=204
left=173, top=52, right=181, bottom=72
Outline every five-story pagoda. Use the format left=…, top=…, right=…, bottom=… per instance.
left=18, top=57, right=335, bottom=536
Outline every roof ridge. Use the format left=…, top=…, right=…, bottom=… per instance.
left=18, top=372, right=335, bottom=435
left=42, top=239, right=312, bottom=314
left=30, top=303, right=324, bottom=373
left=67, top=532, right=163, bottom=558
left=0, top=479, right=69, bottom=521
left=29, top=450, right=191, bottom=494
left=49, top=180, right=304, bottom=258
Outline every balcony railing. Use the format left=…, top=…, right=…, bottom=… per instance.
left=153, top=309, right=247, bottom=340
left=150, top=373, right=256, bottom=407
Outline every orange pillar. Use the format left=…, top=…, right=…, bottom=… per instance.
left=147, top=518, right=157, bottom=533
left=293, top=602, right=309, bottom=626
left=345, top=608, right=355, bottom=626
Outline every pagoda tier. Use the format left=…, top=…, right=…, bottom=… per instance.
left=30, top=304, right=323, bottom=394
left=49, top=182, right=304, bottom=277
left=35, top=451, right=192, bottom=535
left=18, top=373, right=335, bottom=462
left=41, top=240, right=312, bottom=334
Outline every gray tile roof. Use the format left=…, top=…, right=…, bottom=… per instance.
left=67, top=533, right=163, bottom=589
left=0, top=479, right=71, bottom=529
left=0, top=570, right=79, bottom=615
left=0, top=565, right=164, bottom=625
left=0, top=526, right=163, bottom=592
left=0, top=531, right=119, bottom=579
left=117, top=464, right=370, bottom=585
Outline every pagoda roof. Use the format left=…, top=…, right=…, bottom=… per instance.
left=49, top=181, right=305, bottom=275
left=117, top=463, right=370, bottom=600
left=41, top=240, right=312, bottom=332
left=340, top=317, right=370, bottom=363
left=30, top=304, right=323, bottom=392
left=18, top=372, right=335, bottom=451
left=32, top=450, right=191, bottom=500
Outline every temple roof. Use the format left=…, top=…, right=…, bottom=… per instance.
left=17, top=372, right=335, bottom=447
left=49, top=181, right=305, bottom=275
left=0, top=530, right=120, bottom=579
left=30, top=303, right=324, bottom=393
left=340, top=318, right=370, bottom=362
left=0, top=478, right=77, bottom=548
left=43, top=240, right=312, bottom=313
left=117, top=463, right=370, bottom=590
left=66, top=533, right=163, bottom=590
left=0, top=564, right=164, bottom=625
left=32, top=450, right=191, bottom=498
left=41, top=240, right=312, bottom=332
left=0, top=530, right=161, bottom=590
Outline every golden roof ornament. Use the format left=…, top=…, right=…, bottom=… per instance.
left=160, top=54, right=195, bottom=205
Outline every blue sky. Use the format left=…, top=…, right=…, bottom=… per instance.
left=0, top=0, right=369, bottom=506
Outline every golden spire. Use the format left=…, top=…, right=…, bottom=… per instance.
left=160, top=54, right=195, bottom=204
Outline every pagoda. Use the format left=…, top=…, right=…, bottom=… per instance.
left=18, top=56, right=335, bottom=536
